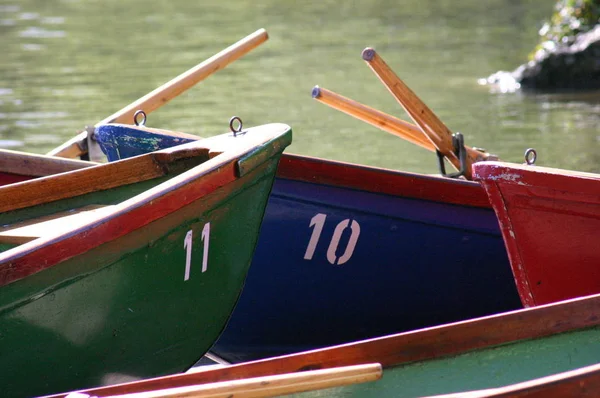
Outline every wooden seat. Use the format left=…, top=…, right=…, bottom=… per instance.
left=0, top=205, right=115, bottom=244
left=0, top=142, right=211, bottom=214
left=0, top=148, right=97, bottom=177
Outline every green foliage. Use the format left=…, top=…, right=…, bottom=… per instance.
left=529, top=0, right=599, bottom=60
left=540, top=0, right=600, bottom=42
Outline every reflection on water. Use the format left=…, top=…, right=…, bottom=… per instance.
left=0, top=0, right=598, bottom=173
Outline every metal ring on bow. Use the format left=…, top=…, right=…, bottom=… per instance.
left=134, top=110, right=147, bottom=126
left=229, top=116, right=243, bottom=137
left=524, top=148, right=537, bottom=165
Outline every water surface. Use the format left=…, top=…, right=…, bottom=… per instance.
left=1, top=0, right=598, bottom=173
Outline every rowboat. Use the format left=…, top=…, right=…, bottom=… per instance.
left=0, top=122, right=291, bottom=397
left=94, top=123, right=522, bottom=362
left=473, top=160, right=600, bottom=307
left=49, top=292, right=600, bottom=398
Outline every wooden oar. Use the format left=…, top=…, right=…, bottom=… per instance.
left=311, top=86, right=495, bottom=167
left=49, top=28, right=269, bottom=159
left=312, top=86, right=434, bottom=151
left=65, top=364, right=382, bottom=398
left=362, top=47, right=492, bottom=179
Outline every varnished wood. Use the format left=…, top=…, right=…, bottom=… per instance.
left=0, top=148, right=96, bottom=177
left=311, top=86, right=433, bottom=151
left=0, top=205, right=113, bottom=244
left=47, top=131, right=89, bottom=158
left=48, top=293, right=600, bottom=397
left=102, top=364, right=381, bottom=398
left=49, top=29, right=269, bottom=159
left=362, top=47, right=490, bottom=180
left=428, top=362, right=600, bottom=397
left=311, top=86, right=495, bottom=167
left=0, top=145, right=210, bottom=214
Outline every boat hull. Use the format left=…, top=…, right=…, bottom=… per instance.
left=473, top=161, right=600, bottom=306
left=48, top=293, right=600, bottom=398
left=0, top=124, right=290, bottom=397
left=96, top=128, right=522, bottom=362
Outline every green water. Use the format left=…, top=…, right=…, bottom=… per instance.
left=1, top=0, right=599, bottom=173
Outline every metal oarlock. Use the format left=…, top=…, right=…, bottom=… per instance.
left=134, top=110, right=147, bottom=126
left=229, top=116, right=243, bottom=137
left=524, top=148, right=537, bottom=165
left=436, top=132, right=467, bottom=178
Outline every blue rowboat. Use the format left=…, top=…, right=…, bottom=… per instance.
left=95, top=124, right=522, bottom=363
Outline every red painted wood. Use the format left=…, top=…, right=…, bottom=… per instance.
left=473, top=161, right=600, bottom=306
left=0, top=172, right=32, bottom=186
left=278, top=154, right=491, bottom=208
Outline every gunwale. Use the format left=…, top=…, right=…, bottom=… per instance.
left=277, top=153, right=491, bottom=208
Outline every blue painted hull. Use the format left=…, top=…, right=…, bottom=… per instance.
left=212, top=178, right=520, bottom=362
left=96, top=125, right=521, bottom=363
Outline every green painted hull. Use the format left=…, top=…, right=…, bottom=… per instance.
left=0, top=125, right=291, bottom=397
left=288, top=326, right=600, bottom=397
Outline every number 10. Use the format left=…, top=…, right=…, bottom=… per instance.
left=304, top=213, right=360, bottom=265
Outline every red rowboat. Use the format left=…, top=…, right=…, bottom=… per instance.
left=473, top=161, right=600, bottom=306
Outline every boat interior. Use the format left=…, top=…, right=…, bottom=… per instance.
left=0, top=139, right=215, bottom=254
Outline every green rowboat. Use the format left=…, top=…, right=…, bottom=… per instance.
left=54, top=292, right=600, bottom=397
left=0, top=123, right=291, bottom=397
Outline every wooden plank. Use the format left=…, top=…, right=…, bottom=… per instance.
left=0, top=155, right=162, bottom=213
left=47, top=293, right=600, bottom=397
left=103, top=364, right=382, bottom=398
left=0, top=148, right=96, bottom=177
left=0, top=143, right=210, bottom=214
left=46, top=131, right=88, bottom=159
left=0, top=205, right=113, bottom=244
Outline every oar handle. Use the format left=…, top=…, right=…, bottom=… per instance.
left=362, top=47, right=489, bottom=179
left=68, top=363, right=382, bottom=398
left=98, top=29, right=268, bottom=126
left=312, top=86, right=434, bottom=151
left=48, top=29, right=268, bottom=158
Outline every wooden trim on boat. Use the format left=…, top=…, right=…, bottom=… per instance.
left=0, top=148, right=96, bottom=177
left=277, top=154, right=491, bottom=208
left=47, top=293, right=600, bottom=397
left=0, top=205, right=114, bottom=244
left=0, top=145, right=210, bottom=214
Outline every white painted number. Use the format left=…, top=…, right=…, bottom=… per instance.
left=304, top=213, right=327, bottom=260
left=183, top=222, right=211, bottom=281
left=201, top=222, right=210, bottom=273
left=327, top=219, right=360, bottom=265
left=183, top=230, right=193, bottom=281
left=304, top=213, right=360, bottom=265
